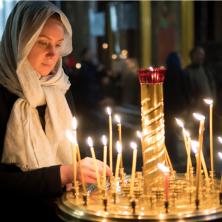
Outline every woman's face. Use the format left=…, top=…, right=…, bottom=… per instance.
left=27, top=17, right=64, bottom=76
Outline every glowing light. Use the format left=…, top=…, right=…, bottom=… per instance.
left=130, top=141, right=137, bottom=150
left=203, top=98, right=213, bottom=105
left=71, top=117, right=77, bottom=130
left=75, top=63, right=81, bottom=69
left=175, top=118, right=184, bottom=128
left=157, top=163, right=169, bottom=173
left=191, top=140, right=199, bottom=154
left=114, top=114, right=121, bottom=124
left=116, top=141, right=122, bottom=153
left=136, top=130, right=142, bottom=139
left=87, top=137, right=93, bottom=147
left=148, top=66, right=154, bottom=71
left=112, top=54, right=117, bottom=60
left=106, top=107, right=112, bottom=115
left=101, top=135, right=107, bottom=146
left=193, top=113, right=205, bottom=121
left=65, top=129, right=76, bottom=144
left=218, top=136, right=222, bottom=144
left=102, top=43, right=108, bottom=49
left=218, top=152, right=222, bottom=160
left=184, top=129, right=190, bottom=137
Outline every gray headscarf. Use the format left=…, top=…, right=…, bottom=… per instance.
left=0, top=1, right=74, bottom=170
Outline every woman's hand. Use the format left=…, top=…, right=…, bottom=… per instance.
left=60, top=157, right=111, bottom=186
left=77, top=157, right=111, bottom=184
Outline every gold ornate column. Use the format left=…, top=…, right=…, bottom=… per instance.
left=138, top=67, right=166, bottom=195
left=139, top=0, right=151, bottom=67
left=181, top=1, right=194, bottom=67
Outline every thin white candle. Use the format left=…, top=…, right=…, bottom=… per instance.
left=136, top=130, right=145, bottom=164
left=204, top=98, right=214, bottom=174
left=193, top=113, right=206, bottom=201
left=87, top=137, right=101, bottom=189
left=129, top=142, right=137, bottom=197
left=191, top=139, right=209, bottom=182
left=184, top=129, right=193, bottom=169
left=114, top=141, right=122, bottom=187
left=115, top=114, right=123, bottom=169
left=106, top=107, right=113, bottom=176
left=66, top=129, right=77, bottom=188
left=175, top=118, right=192, bottom=174
left=101, top=135, right=107, bottom=190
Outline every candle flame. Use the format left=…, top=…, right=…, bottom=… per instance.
left=193, top=113, right=205, bottom=121
left=218, top=152, right=222, bottom=160
left=106, top=107, right=112, bottom=115
left=101, top=135, right=107, bottom=146
left=191, top=140, right=199, bottom=154
left=87, top=136, right=93, bottom=147
left=203, top=98, right=213, bottom=105
left=130, top=141, right=137, bottom=150
left=148, top=66, right=154, bottom=71
left=114, top=114, right=121, bottom=124
left=175, top=118, right=184, bottom=128
left=71, top=117, right=78, bottom=130
left=116, top=141, right=122, bottom=153
left=157, top=163, right=169, bottom=173
left=65, top=129, right=76, bottom=144
left=184, top=129, right=190, bottom=137
left=136, top=130, right=142, bottom=139
left=218, top=137, right=222, bottom=144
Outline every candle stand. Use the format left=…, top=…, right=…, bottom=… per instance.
left=57, top=67, right=222, bottom=221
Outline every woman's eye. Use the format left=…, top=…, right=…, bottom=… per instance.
left=56, top=44, right=62, bottom=48
left=38, top=41, right=48, bottom=48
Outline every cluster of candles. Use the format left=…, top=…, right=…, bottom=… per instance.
left=65, top=96, right=221, bottom=211
left=65, top=106, right=141, bottom=198
left=175, top=98, right=218, bottom=209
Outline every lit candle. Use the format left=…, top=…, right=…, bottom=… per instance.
left=184, top=130, right=193, bottom=171
left=175, top=118, right=192, bottom=175
left=65, top=129, right=77, bottom=188
left=71, top=117, right=86, bottom=193
left=193, top=113, right=205, bottom=203
left=71, top=117, right=78, bottom=185
left=129, top=142, right=137, bottom=197
left=101, top=135, right=108, bottom=190
left=191, top=139, right=209, bottom=184
left=218, top=151, right=222, bottom=191
left=87, top=137, right=101, bottom=189
left=191, top=140, right=199, bottom=186
left=114, top=141, right=122, bottom=188
left=136, top=130, right=145, bottom=164
left=191, top=139, right=199, bottom=171
left=157, top=163, right=170, bottom=202
left=115, top=114, right=123, bottom=169
left=204, top=98, right=214, bottom=175
left=76, top=143, right=87, bottom=194
left=106, top=107, right=113, bottom=176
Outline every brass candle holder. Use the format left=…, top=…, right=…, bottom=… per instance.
left=57, top=67, right=222, bottom=221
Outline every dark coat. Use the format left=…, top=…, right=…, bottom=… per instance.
left=0, top=84, right=75, bottom=221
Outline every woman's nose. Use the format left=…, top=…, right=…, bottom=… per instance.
left=46, top=44, right=57, bottom=57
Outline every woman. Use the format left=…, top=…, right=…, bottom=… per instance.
left=0, top=1, right=110, bottom=221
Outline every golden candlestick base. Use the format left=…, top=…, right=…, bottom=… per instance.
left=56, top=67, right=222, bottom=221
left=56, top=174, right=222, bottom=221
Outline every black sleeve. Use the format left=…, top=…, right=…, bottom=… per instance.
left=0, top=164, right=63, bottom=198
left=0, top=85, right=63, bottom=199
left=65, top=87, right=76, bottom=115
